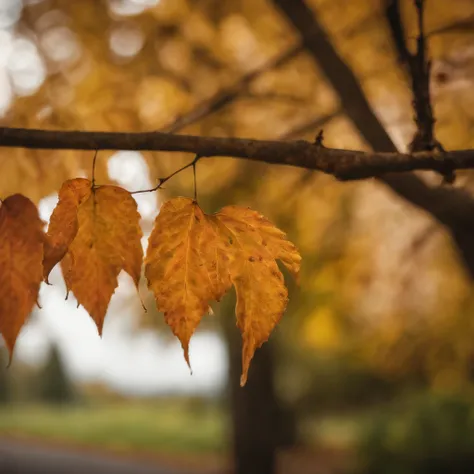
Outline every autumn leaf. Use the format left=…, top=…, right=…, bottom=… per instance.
left=199, top=217, right=232, bottom=301
left=43, top=178, right=92, bottom=281
left=144, top=198, right=225, bottom=366
left=213, top=207, right=301, bottom=385
left=145, top=197, right=300, bottom=384
left=61, top=185, right=143, bottom=333
left=217, top=206, right=301, bottom=281
left=0, top=195, right=44, bottom=359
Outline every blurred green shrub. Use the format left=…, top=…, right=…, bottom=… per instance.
left=355, top=392, right=474, bottom=474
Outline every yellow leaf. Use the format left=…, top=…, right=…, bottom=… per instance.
left=145, top=197, right=300, bottom=385
left=199, top=217, right=232, bottom=301
left=145, top=198, right=222, bottom=365
left=217, top=206, right=301, bottom=281
left=43, top=178, right=92, bottom=281
left=0, top=195, right=44, bottom=359
left=215, top=208, right=294, bottom=386
left=62, top=185, right=143, bottom=333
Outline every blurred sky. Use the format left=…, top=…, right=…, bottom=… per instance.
left=0, top=0, right=228, bottom=394
left=16, top=280, right=227, bottom=396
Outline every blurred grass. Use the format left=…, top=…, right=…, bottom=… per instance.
left=5, top=392, right=459, bottom=465
left=0, top=399, right=226, bottom=456
left=0, top=398, right=367, bottom=456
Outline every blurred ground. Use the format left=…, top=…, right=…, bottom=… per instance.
left=0, top=437, right=350, bottom=474
left=0, top=438, right=209, bottom=474
left=0, top=401, right=224, bottom=457
left=0, top=400, right=353, bottom=474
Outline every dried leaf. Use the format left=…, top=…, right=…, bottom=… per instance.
left=144, top=198, right=221, bottom=365
left=62, top=185, right=143, bottom=333
left=198, top=216, right=232, bottom=302
left=218, top=206, right=301, bottom=281
left=0, top=195, right=44, bottom=358
left=43, top=178, right=92, bottom=281
left=215, top=208, right=298, bottom=386
left=145, top=197, right=300, bottom=384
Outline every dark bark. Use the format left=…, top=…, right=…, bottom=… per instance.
left=386, top=1, right=450, bottom=179
left=272, top=0, right=474, bottom=278
left=221, top=295, right=295, bottom=474
left=3, top=127, right=474, bottom=180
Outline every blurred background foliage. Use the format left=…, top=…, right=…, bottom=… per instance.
left=2, top=0, right=474, bottom=473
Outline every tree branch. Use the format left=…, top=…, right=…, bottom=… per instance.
left=2, top=126, right=474, bottom=181
left=270, top=0, right=474, bottom=262
left=269, top=0, right=464, bottom=225
left=163, top=44, right=302, bottom=133
left=273, top=0, right=396, bottom=152
left=386, top=0, right=438, bottom=153
left=386, top=0, right=411, bottom=64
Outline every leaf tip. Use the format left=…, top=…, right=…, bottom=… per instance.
left=183, top=344, right=191, bottom=370
left=43, top=262, right=53, bottom=285
left=95, top=318, right=105, bottom=337
left=139, top=294, right=147, bottom=313
left=2, top=337, right=16, bottom=369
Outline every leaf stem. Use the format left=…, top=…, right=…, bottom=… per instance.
left=131, top=154, right=202, bottom=195
left=91, top=149, right=99, bottom=189
left=193, top=155, right=199, bottom=202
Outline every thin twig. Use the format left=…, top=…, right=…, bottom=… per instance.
left=410, top=0, right=436, bottom=152
left=386, top=0, right=411, bottom=63
left=273, top=0, right=396, bottom=152
left=130, top=155, right=201, bottom=195
left=387, top=1, right=435, bottom=150
left=386, top=0, right=453, bottom=181
left=163, top=44, right=303, bottom=133
left=140, top=45, right=303, bottom=196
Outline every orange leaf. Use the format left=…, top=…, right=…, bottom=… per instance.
left=145, top=197, right=300, bottom=385
left=215, top=207, right=300, bottom=386
left=43, top=178, right=92, bottom=281
left=61, top=185, right=143, bottom=333
left=198, top=217, right=232, bottom=302
left=218, top=206, right=301, bottom=281
left=0, top=195, right=44, bottom=359
left=145, top=198, right=223, bottom=366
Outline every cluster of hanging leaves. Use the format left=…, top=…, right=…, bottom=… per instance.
left=0, top=180, right=301, bottom=385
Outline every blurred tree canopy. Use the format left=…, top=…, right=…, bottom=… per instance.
left=2, top=0, right=474, bottom=393
left=6, top=2, right=474, bottom=474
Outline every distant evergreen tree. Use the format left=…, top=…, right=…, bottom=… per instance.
left=0, top=351, right=10, bottom=404
left=39, top=344, right=74, bottom=404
